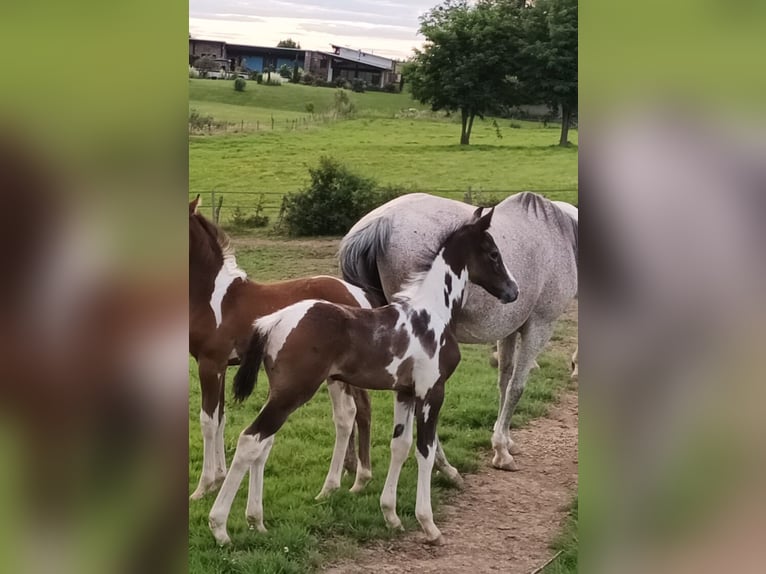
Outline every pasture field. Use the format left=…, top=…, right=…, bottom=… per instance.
left=188, top=238, right=578, bottom=574
left=188, top=80, right=578, bottom=227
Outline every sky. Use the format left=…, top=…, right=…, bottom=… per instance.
left=189, top=0, right=438, bottom=59
left=189, top=0, right=438, bottom=60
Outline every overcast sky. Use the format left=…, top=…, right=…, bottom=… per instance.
left=189, top=0, right=438, bottom=60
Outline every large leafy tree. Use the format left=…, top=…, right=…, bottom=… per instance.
left=522, top=0, right=577, bottom=146
left=277, top=38, right=300, bottom=49
left=407, top=0, right=524, bottom=145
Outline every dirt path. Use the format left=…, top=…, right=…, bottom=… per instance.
left=324, top=390, right=578, bottom=574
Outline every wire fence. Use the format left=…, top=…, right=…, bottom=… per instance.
left=189, top=188, right=579, bottom=225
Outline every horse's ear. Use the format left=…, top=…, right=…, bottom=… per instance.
left=476, top=206, right=494, bottom=231
left=189, top=194, right=201, bottom=215
left=472, top=206, right=483, bottom=221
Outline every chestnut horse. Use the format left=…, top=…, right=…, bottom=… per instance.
left=208, top=207, right=518, bottom=545
left=189, top=196, right=373, bottom=500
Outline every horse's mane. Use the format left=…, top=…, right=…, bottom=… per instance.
left=194, top=213, right=235, bottom=258
left=516, top=192, right=578, bottom=264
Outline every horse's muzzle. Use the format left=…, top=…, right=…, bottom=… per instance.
left=500, top=283, right=519, bottom=304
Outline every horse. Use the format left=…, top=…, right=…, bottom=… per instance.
left=339, top=192, right=578, bottom=472
left=208, top=207, right=518, bottom=546
left=188, top=196, right=374, bottom=501
left=489, top=200, right=579, bottom=379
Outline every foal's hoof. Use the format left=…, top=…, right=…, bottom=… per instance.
left=208, top=518, right=231, bottom=546
left=492, top=454, right=520, bottom=472
left=246, top=517, right=267, bottom=533
left=190, top=482, right=217, bottom=500
left=426, top=534, right=445, bottom=546
left=508, top=442, right=522, bottom=456
left=315, top=486, right=339, bottom=501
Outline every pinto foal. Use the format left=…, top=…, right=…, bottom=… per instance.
left=209, top=207, right=518, bottom=545
left=189, top=196, right=373, bottom=500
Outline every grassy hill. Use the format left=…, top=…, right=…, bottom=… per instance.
left=188, top=79, right=578, bottom=228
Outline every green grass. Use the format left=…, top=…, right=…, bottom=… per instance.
left=188, top=242, right=577, bottom=573
left=542, top=498, right=579, bottom=574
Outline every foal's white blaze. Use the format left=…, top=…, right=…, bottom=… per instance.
left=254, top=299, right=320, bottom=359
left=210, top=253, right=246, bottom=327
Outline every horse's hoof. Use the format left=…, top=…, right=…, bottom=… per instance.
left=349, top=470, right=372, bottom=493
left=384, top=517, right=404, bottom=531
left=246, top=518, right=267, bottom=533
left=190, top=483, right=214, bottom=500
left=426, top=534, right=445, bottom=546
left=315, top=486, right=338, bottom=500
left=209, top=517, right=231, bottom=546
left=508, top=443, right=522, bottom=456
left=492, top=454, right=520, bottom=472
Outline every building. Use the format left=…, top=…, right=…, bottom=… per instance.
left=305, top=45, right=398, bottom=88
left=189, top=38, right=399, bottom=87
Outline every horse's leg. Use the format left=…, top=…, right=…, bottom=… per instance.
left=414, top=381, right=446, bottom=545
left=571, top=345, right=579, bottom=379
left=344, top=425, right=357, bottom=474
left=380, top=392, right=415, bottom=531
left=496, top=333, right=522, bottom=456
left=434, top=436, right=463, bottom=488
left=316, top=381, right=357, bottom=499
left=492, top=319, right=556, bottom=471
left=191, top=359, right=223, bottom=500
left=245, top=433, right=275, bottom=533
left=349, top=387, right=373, bottom=493
left=214, top=369, right=227, bottom=485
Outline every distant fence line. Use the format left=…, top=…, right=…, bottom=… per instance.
left=188, top=188, right=579, bottom=225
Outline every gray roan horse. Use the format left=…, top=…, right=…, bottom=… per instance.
left=339, top=192, right=578, bottom=472
left=208, top=208, right=517, bottom=546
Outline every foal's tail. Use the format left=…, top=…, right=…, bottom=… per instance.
left=338, top=215, right=392, bottom=307
left=233, top=322, right=271, bottom=402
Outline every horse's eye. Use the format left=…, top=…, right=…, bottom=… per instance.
left=489, top=251, right=499, bottom=261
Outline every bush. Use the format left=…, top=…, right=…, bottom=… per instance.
left=233, top=77, right=246, bottom=92
left=255, top=73, right=263, bottom=84
left=305, top=102, right=315, bottom=114
left=189, top=108, right=214, bottom=131
left=301, top=72, right=315, bottom=85
left=279, top=157, right=383, bottom=236
left=332, top=89, right=356, bottom=117
left=383, top=82, right=399, bottom=93
left=463, top=189, right=502, bottom=208
left=351, top=78, right=366, bottom=93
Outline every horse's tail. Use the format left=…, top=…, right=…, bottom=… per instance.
left=338, top=215, right=392, bottom=307
left=233, top=317, right=274, bottom=402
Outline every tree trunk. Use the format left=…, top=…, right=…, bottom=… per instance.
left=559, top=103, right=571, bottom=147
left=460, top=108, right=470, bottom=145
left=466, top=112, right=476, bottom=144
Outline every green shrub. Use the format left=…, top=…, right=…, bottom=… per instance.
left=463, top=189, right=502, bottom=207
left=255, top=73, right=263, bottom=84
left=234, top=77, right=246, bottom=92
left=279, top=157, right=382, bottom=236
left=301, top=72, right=315, bottom=85
left=351, top=78, right=366, bottom=93
left=383, top=82, right=400, bottom=93
left=332, top=89, right=356, bottom=117
left=305, top=102, right=315, bottom=114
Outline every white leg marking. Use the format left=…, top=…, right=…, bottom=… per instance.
left=317, top=382, right=357, bottom=499
left=215, top=413, right=227, bottom=481
left=191, top=406, right=219, bottom=500
left=415, top=444, right=442, bottom=543
left=246, top=435, right=275, bottom=533
left=209, top=432, right=266, bottom=545
left=380, top=398, right=414, bottom=530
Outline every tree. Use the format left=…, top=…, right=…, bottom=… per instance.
left=407, top=0, right=525, bottom=145
left=277, top=38, right=300, bottom=49
left=521, top=0, right=577, bottom=146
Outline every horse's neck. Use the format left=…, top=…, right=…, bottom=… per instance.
left=408, top=250, right=467, bottom=325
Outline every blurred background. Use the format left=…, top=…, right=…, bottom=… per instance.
left=0, top=2, right=188, bottom=573
left=581, top=1, right=766, bottom=572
